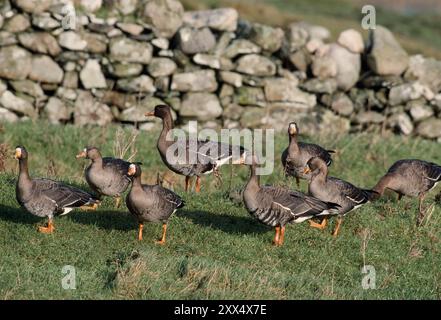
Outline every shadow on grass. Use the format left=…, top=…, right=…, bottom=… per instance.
left=68, top=210, right=137, bottom=231
left=0, top=204, right=41, bottom=225
left=177, top=210, right=270, bottom=235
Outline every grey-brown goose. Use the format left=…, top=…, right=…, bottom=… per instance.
left=304, top=157, right=377, bottom=236
left=372, top=159, right=441, bottom=226
left=281, top=122, right=334, bottom=187
left=145, top=104, right=246, bottom=193
left=126, top=163, right=185, bottom=244
left=14, top=146, right=99, bottom=233
left=76, top=147, right=132, bottom=208
left=242, top=161, right=340, bottom=246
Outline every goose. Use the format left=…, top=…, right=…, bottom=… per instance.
left=281, top=122, right=334, bottom=187
left=76, top=146, right=132, bottom=208
left=304, top=157, right=377, bottom=237
left=372, top=159, right=441, bottom=226
left=14, top=146, right=99, bottom=233
left=242, top=158, right=340, bottom=246
left=126, top=163, right=185, bottom=244
left=145, top=104, right=246, bottom=193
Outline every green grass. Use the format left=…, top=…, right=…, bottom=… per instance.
left=0, top=121, right=440, bottom=299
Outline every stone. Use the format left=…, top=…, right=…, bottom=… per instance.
left=319, top=110, right=351, bottom=136
left=0, top=80, right=6, bottom=95
left=109, top=37, right=153, bottom=64
left=283, top=22, right=310, bottom=52
left=240, top=106, right=266, bottom=128
left=235, top=86, right=265, bottom=107
left=367, top=25, right=409, bottom=76
left=180, top=93, right=223, bottom=121
left=9, top=80, right=45, bottom=99
left=236, top=54, right=276, bottom=77
left=116, top=75, right=156, bottom=93
left=114, top=0, right=138, bottom=15
left=409, top=102, right=434, bottom=122
left=0, top=90, right=36, bottom=117
left=389, top=82, right=425, bottom=106
left=32, top=13, right=60, bottom=30
left=330, top=92, right=354, bottom=116
left=355, top=111, right=385, bottom=124
left=328, top=44, right=360, bottom=91
left=44, top=97, right=71, bottom=124
left=78, top=0, right=102, bottom=13
left=264, top=78, right=300, bottom=102
left=0, top=45, right=31, bottom=80
left=171, top=70, right=217, bottom=92
left=220, top=71, right=243, bottom=88
left=58, top=31, right=88, bottom=51
left=12, top=0, right=51, bottom=13
left=404, top=55, right=441, bottom=94
left=147, top=57, right=177, bottom=77
left=300, top=78, right=337, bottom=94
left=29, top=55, right=63, bottom=84
left=116, top=22, right=144, bottom=36
left=223, top=103, right=243, bottom=120
left=311, top=47, right=337, bottom=79
left=223, top=39, right=261, bottom=59
left=0, top=31, right=17, bottom=46
left=337, top=29, right=364, bottom=53
left=63, top=71, right=78, bottom=89
left=101, top=91, right=137, bottom=110
left=183, top=8, right=238, bottom=31
left=249, top=23, right=284, bottom=53
left=81, top=32, right=107, bottom=54
left=118, top=97, right=165, bottom=122
left=4, top=14, right=30, bottom=33
left=387, top=113, right=414, bottom=135
left=56, top=87, right=77, bottom=101
left=0, top=15, right=3, bottom=30
left=306, top=38, right=323, bottom=53
left=142, top=0, right=184, bottom=39
left=288, top=49, right=311, bottom=72
left=18, top=32, right=61, bottom=56
left=151, top=38, right=169, bottom=50
left=416, top=118, right=441, bottom=139
left=80, top=59, right=107, bottom=89
left=74, top=91, right=113, bottom=126
left=109, top=63, right=143, bottom=78
left=177, top=27, right=216, bottom=55
left=0, top=107, right=19, bottom=122
left=193, top=53, right=221, bottom=69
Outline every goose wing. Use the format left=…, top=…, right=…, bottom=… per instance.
left=102, top=157, right=131, bottom=176
left=299, top=142, right=334, bottom=166
left=328, top=177, right=376, bottom=205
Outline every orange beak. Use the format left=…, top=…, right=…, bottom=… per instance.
left=303, top=167, right=311, bottom=174
left=76, top=151, right=86, bottom=159
left=145, top=111, right=155, bottom=117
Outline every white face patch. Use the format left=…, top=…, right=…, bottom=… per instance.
left=84, top=148, right=87, bottom=153
left=15, top=147, right=22, bottom=158
left=129, top=164, right=136, bottom=174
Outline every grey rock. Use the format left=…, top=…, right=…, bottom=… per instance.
left=0, top=90, right=36, bottom=117
left=154, top=76, right=170, bottom=92
left=223, top=103, right=243, bottom=120
left=236, top=54, right=276, bottom=76
left=311, top=47, right=337, bottom=79
left=319, top=110, right=351, bottom=136
left=4, top=14, right=30, bottom=33
left=0, top=107, right=19, bottom=122
left=12, top=0, right=52, bottom=14
left=101, top=90, right=137, bottom=110
left=367, top=25, right=409, bottom=76
left=109, top=37, right=153, bottom=64
left=0, top=80, right=6, bottom=95
left=0, top=45, right=31, bottom=80
left=264, top=79, right=316, bottom=109
left=283, top=22, right=310, bottom=52
left=235, top=86, right=265, bottom=107
left=387, top=112, right=414, bottom=135
left=151, top=37, right=169, bottom=50
left=355, top=111, right=385, bottom=124
left=240, top=106, right=266, bottom=128
left=114, top=0, right=138, bottom=15
left=171, top=69, right=217, bottom=92
left=287, top=49, right=311, bottom=72
left=80, top=59, right=107, bottom=89
left=409, top=102, right=434, bottom=122
left=58, top=31, right=88, bottom=51
left=148, top=57, right=177, bottom=77
left=44, top=97, right=71, bottom=124
left=404, top=55, right=441, bottom=94
left=300, top=78, right=337, bottom=94
left=32, top=13, right=60, bottom=30
left=180, top=93, right=223, bottom=121
left=389, top=82, right=425, bottom=106
left=63, top=71, right=78, bottom=89
left=183, top=8, right=238, bottom=31
left=142, top=0, right=184, bottom=39
left=118, top=97, right=165, bottom=122
left=249, top=23, right=284, bottom=53
left=220, top=71, right=243, bottom=88
left=56, top=87, right=77, bottom=101
left=9, top=80, right=45, bottom=99
left=193, top=53, right=221, bottom=69
left=74, top=91, right=113, bottom=126
left=223, top=39, right=261, bottom=59
left=116, top=22, right=144, bottom=36
left=0, top=31, right=17, bottom=46
left=416, top=118, right=441, bottom=139
left=109, top=63, right=143, bottom=78
left=18, top=32, right=61, bottom=56
left=81, top=32, right=107, bottom=54
left=330, top=93, right=354, bottom=116
left=29, top=55, right=63, bottom=84
left=78, top=0, right=102, bottom=13
left=337, top=29, right=364, bottom=53
left=177, top=27, right=216, bottom=55
left=116, top=75, right=156, bottom=93
left=328, top=43, right=360, bottom=91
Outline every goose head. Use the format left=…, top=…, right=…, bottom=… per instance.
left=287, top=122, right=299, bottom=137
left=145, top=104, right=171, bottom=119
left=303, top=157, right=327, bottom=176
left=127, top=163, right=142, bottom=178
left=76, top=147, right=101, bottom=160
left=14, top=146, right=28, bottom=160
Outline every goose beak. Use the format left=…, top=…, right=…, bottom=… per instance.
left=145, top=111, right=155, bottom=117
left=76, top=151, right=86, bottom=159
left=303, top=167, right=311, bottom=174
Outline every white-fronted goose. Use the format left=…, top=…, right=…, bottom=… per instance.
left=76, top=146, right=132, bottom=208
left=126, top=163, right=185, bottom=244
left=281, top=122, right=334, bottom=187
left=146, top=105, right=247, bottom=193
left=242, top=159, right=340, bottom=246
left=14, top=146, right=99, bottom=233
left=304, top=157, right=377, bottom=236
left=372, top=159, right=441, bottom=225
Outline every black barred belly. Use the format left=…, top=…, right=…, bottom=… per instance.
left=249, top=207, right=291, bottom=227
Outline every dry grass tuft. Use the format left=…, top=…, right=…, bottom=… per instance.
left=112, top=127, right=139, bottom=161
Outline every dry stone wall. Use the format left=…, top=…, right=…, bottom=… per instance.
left=0, top=0, right=441, bottom=141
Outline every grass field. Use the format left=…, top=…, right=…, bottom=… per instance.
left=0, top=121, right=440, bottom=299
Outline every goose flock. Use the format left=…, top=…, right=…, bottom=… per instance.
left=13, top=104, right=441, bottom=246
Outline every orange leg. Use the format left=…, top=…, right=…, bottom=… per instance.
left=185, top=176, right=191, bottom=192
left=332, top=217, right=343, bottom=237
left=195, top=176, right=201, bottom=193
left=138, top=223, right=143, bottom=241
left=155, top=223, right=167, bottom=245
left=38, top=218, right=55, bottom=234
left=278, top=226, right=286, bottom=246
left=309, top=217, right=328, bottom=230
left=80, top=203, right=99, bottom=211
left=273, top=226, right=281, bottom=246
